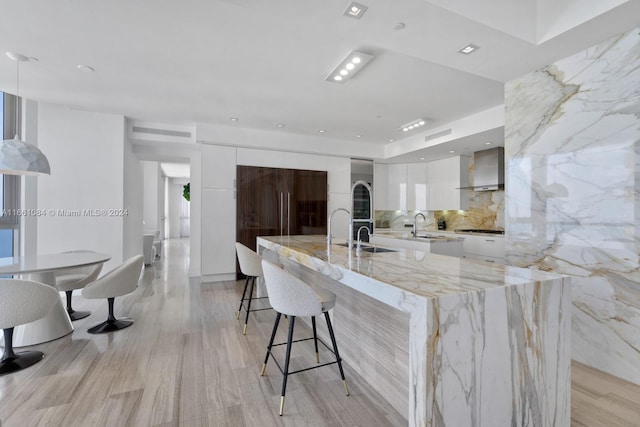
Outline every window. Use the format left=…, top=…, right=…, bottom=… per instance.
left=0, top=91, right=21, bottom=257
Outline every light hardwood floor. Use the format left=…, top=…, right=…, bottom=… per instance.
left=1, top=239, right=639, bottom=426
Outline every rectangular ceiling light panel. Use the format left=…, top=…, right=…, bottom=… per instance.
left=325, top=51, right=374, bottom=84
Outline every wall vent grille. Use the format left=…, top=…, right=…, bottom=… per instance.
left=132, top=126, right=192, bottom=138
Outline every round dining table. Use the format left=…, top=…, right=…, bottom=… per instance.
left=0, top=252, right=111, bottom=347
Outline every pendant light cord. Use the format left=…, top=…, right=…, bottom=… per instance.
left=14, top=59, right=21, bottom=139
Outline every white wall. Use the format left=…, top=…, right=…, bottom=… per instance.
left=167, top=178, right=188, bottom=238
left=142, top=161, right=162, bottom=233
left=189, top=150, right=201, bottom=277
left=36, top=103, right=126, bottom=271
left=123, top=134, right=143, bottom=260
left=20, top=99, right=39, bottom=258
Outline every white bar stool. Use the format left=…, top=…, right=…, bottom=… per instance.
left=260, top=260, right=349, bottom=416
left=235, top=242, right=271, bottom=335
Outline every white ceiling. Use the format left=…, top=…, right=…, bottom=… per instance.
left=160, top=162, right=190, bottom=178
left=1, top=0, right=639, bottom=158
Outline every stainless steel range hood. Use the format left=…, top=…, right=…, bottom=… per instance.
left=466, top=147, right=504, bottom=191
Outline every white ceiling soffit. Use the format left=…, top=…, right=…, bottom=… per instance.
left=160, top=163, right=191, bottom=178
left=425, top=0, right=631, bottom=44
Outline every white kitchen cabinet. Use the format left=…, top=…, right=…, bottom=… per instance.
left=387, top=163, right=408, bottom=211
left=201, top=188, right=236, bottom=279
left=426, top=156, right=470, bottom=211
left=202, top=145, right=236, bottom=189
left=407, top=163, right=428, bottom=211
left=462, top=234, right=505, bottom=264
left=374, top=162, right=428, bottom=211
left=374, top=163, right=389, bottom=210
left=328, top=156, right=351, bottom=194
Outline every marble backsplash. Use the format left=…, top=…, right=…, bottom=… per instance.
left=505, top=28, right=640, bottom=384
left=375, top=189, right=504, bottom=231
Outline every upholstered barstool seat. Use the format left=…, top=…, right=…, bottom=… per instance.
left=235, top=242, right=271, bottom=335
left=0, top=279, right=59, bottom=376
left=260, top=260, right=349, bottom=416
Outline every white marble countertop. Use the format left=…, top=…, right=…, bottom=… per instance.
left=375, top=228, right=505, bottom=238
left=258, top=235, right=562, bottom=299
left=371, top=230, right=464, bottom=243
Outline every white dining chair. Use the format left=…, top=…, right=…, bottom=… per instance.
left=0, top=279, right=59, bottom=376
left=81, top=255, right=144, bottom=334
left=55, top=250, right=104, bottom=321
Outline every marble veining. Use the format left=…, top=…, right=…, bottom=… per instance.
left=258, top=235, right=570, bottom=426
left=505, top=27, right=640, bottom=384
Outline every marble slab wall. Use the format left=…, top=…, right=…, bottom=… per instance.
left=505, top=28, right=640, bottom=383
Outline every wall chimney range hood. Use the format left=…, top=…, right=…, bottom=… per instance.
left=462, top=147, right=504, bottom=191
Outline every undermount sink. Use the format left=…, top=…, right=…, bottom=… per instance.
left=336, top=243, right=398, bottom=253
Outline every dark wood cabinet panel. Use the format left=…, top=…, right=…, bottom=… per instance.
left=236, top=166, right=327, bottom=273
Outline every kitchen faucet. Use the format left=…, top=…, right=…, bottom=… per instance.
left=413, top=212, right=426, bottom=239
left=356, top=225, right=370, bottom=254
left=349, top=180, right=373, bottom=249
left=328, top=208, right=350, bottom=246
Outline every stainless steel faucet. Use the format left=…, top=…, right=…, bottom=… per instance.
left=356, top=225, right=370, bottom=254
left=328, top=208, right=350, bottom=246
left=413, top=212, right=426, bottom=238
left=349, top=180, right=373, bottom=249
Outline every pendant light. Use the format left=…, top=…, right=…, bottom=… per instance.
left=0, top=52, right=50, bottom=175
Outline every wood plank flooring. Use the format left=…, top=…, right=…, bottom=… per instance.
left=1, top=238, right=639, bottom=426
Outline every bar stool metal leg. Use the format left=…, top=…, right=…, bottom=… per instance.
left=236, top=276, right=250, bottom=319
left=311, top=316, right=319, bottom=363
left=261, top=312, right=282, bottom=376
left=280, top=316, right=296, bottom=416
left=242, top=276, right=256, bottom=335
left=324, top=312, right=349, bottom=396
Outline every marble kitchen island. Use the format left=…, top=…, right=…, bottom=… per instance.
left=257, top=235, right=571, bottom=427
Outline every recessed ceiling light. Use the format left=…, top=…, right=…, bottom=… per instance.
left=229, top=117, right=239, bottom=122
left=458, top=44, right=479, bottom=55
left=389, top=139, right=395, bottom=142
left=356, top=135, right=362, bottom=138
left=325, top=50, right=373, bottom=84
left=319, top=129, right=326, bottom=133
left=449, top=150, right=456, bottom=153
left=77, top=64, right=95, bottom=72
left=344, top=2, right=368, bottom=19
left=276, top=123, right=285, bottom=128
left=485, top=142, right=492, bottom=145
left=420, top=157, right=425, bottom=160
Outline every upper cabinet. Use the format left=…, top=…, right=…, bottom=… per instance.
left=374, top=163, right=389, bottom=210
left=374, top=162, right=428, bottom=211
left=426, top=156, right=470, bottom=211
left=407, top=163, right=427, bottom=211
left=387, top=163, right=408, bottom=211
